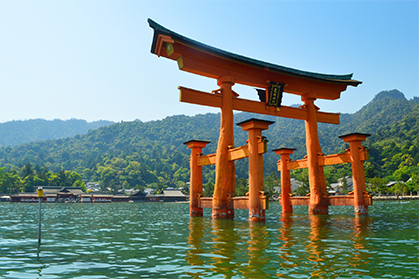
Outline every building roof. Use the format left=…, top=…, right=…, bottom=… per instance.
left=144, top=188, right=155, bottom=194
left=131, top=190, right=147, bottom=197
left=162, top=189, right=187, bottom=197
left=148, top=18, right=362, bottom=95
left=34, top=186, right=83, bottom=195
left=387, top=181, right=399, bottom=187
left=113, top=194, right=130, bottom=198
left=11, top=193, right=38, bottom=197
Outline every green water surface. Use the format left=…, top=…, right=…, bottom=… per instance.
left=0, top=201, right=418, bottom=278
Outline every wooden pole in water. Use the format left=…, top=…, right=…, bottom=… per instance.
left=37, top=187, right=43, bottom=246
left=184, top=140, right=210, bottom=217
left=302, top=94, right=329, bottom=215
left=212, top=76, right=235, bottom=219
left=273, top=148, right=296, bottom=214
left=238, top=118, right=274, bottom=222
left=339, top=133, right=370, bottom=215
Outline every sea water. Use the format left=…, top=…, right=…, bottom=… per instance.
left=0, top=201, right=418, bottom=278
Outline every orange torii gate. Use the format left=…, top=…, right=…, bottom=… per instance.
left=148, top=19, right=369, bottom=219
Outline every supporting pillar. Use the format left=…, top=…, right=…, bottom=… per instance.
left=238, top=118, right=274, bottom=222
left=317, top=141, right=328, bottom=196
left=302, top=94, right=328, bottom=215
left=258, top=140, right=265, bottom=192
left=213, top=76, right=236, bottom=219
left=273, top=148, right=296, bottom=214
left=339, top=133, right=370, bottom=215
left=184, top=140, right=211, bottom=217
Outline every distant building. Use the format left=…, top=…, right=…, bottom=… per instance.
left=146, top=189, right=188, bottom=202
left=144, top=188, right=155, bottom=195
left=123, top=188, right=137, bottom=195
left=85, top=182, right=100, bottom=193
left=10, top=186, right=84, bottom=202
left=386, top=181, right=399, bottom=188
left=9, top=186, right=189, bottom=203
left=0, top=195, right=11, bottom=202
left=273, top=178, right=305, bottom=194
left=329, top=177, right=353, bottom=195
left=130, top=190, right=147, bottom=202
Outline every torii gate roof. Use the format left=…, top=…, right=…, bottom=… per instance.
left=148, top=18, right=362, bottom=100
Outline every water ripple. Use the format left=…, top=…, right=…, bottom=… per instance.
left=0, top=201, right=418, bottom=278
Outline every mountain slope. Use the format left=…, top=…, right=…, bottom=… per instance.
left=0, top=90, right=416, bottom=189
left=364, top=104, right=419, bottom=180
left=0, top=119, right=114, bottom=147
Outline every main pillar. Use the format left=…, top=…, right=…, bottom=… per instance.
left=238, top=118, right=274, bottom=222
left=339, top=133, right=370, bottom=215
left=302, top=94, right=329, bottom=214
left=184, top=140, right=211, bottom=217
left=212, top=76, right=236, bottom=219
left=273, top=148, right=296, bottom=213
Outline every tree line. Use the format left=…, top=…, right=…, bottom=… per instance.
left=0, top=90, right=417, bottom=196
left=0, top=163, right=85, bottom=194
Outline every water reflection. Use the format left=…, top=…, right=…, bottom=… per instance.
left=349, top=215, right=374, bottom=276
left=186, top=217, right=273, bottom=278
left=185, top=218, right=242, bottom=278
left=277, top=214, right=298, bottom=277
left=239, top=222, right=270, bottom=279
left=209, top=219, right=241, bottom=278
left=185, top=217, right=206, bottom=278
left=3, top=202, right=414, bottom=278
left=306, top=215, right=330, bottom=278
left=36, top=246, right=45, bottom=278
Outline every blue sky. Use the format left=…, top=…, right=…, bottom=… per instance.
left=0, top=0, right=417, bottom=123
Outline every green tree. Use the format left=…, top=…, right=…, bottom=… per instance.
left=155, top=182, right=164, bottom=194
left=0, top=168, right=22, bottom=193
left=264, top=172, right=280, bottom=198
left=293, top=183, right=310, bottom=196
left=203, top=181, right=214, bottom=197
left=339, top=177, right=350, bottom=195
left=73, top=179, right=86, bottom=192
left=22, top=175, right=34, bottom=192
left=393, top=182, right=408, bottom=196
left=97, top=166, right=117, bottom=186
left=406, top=173, right=419, bottom=195
left=393, top=166, right=412, bottom=182
left=21, top=162, right=34, bottom=179
left=181, top=184, right=189, bottom=195
left=235, top=177, right=248, bottom=196
left=47, top=172, right=61, bottom=186
left=108, top=181, right=118, bottom=194
left=367, top=177, right=386, bottom=195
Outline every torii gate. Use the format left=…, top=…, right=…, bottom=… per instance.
left=148, top=19, right=371, bottom=219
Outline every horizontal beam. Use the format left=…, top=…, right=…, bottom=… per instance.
left=179, top=87, right=340, bottom=124
left=198, top=141, right=267, bottom=166
left=277, top=148, right=368, bottom=171
left=198, top=153, right=216, bottom=166
left=289, top=194, right=372, bottom=206
left=198, top=196, right=269, bottom=210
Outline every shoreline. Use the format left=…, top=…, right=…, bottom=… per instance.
left=372, top=195, right=419, bottom=201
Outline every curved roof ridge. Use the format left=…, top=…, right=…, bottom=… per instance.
left=148, top=18, right=358, bottom=83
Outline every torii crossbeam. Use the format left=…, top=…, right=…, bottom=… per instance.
left=148, top=19, right=364, bottom=218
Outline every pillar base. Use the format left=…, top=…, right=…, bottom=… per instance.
left=249, top=210, right=265, bottom=222
left=190, top=208, right=203, bottom=217
left=281, top=202, right=293, bottom=214
left=282, top=208, right=293, bottom=214
left=355, top=205, right=368, bottom=215
left=212, top=208, right=234, bottom=219
left=309, top=204, right=329, bottom=215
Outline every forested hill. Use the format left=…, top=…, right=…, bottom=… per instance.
left=0, top=89, right=417, bottom=191
left=0, top=119, right=114, bottom=147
